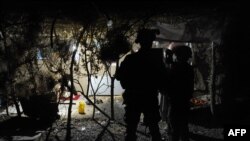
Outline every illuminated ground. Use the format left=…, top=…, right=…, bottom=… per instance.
left=0, top=95, right=223, bottom=141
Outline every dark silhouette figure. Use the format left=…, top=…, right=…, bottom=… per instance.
left=167, top=45, right=194, bottom=141
left=59, top=73, right=77, bottom=96
left=116, top=28, right=165, bottom=141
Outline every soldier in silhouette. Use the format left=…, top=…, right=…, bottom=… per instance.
left=116, top=28, right=165, bottom=141
left=167, top=45, right=194, bottom=141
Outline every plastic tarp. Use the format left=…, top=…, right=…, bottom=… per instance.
left=155, top=18, right=224, bottom=43
left=156, top=22, right=187, bottom=42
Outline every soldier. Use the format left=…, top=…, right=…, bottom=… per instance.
left=116, top=28, right=165, bottom=141
left=167, top=45, right=194, bottom=141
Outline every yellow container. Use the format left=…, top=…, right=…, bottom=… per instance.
left=78, top=101, right=86, bottom=114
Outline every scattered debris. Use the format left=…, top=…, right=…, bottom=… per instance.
left=0, top=96, right=224, bottom=141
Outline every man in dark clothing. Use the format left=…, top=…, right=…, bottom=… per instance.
left=116, top=28, right=165, bottom=141
left=167, top=45, right=194, bottom=141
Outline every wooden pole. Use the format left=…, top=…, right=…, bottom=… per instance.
left=210, top=42, right=216, bottom=116
left=65, top=28, right=85, bottom=141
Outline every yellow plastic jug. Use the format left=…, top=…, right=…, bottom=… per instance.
left=78, top=101, right=86, bottom=114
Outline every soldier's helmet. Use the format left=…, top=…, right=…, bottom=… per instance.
left=135, top=28, right=160, bottom=44
left=172, top=45, right=192, bottom=61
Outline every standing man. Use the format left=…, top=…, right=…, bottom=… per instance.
left=116, top=28, right=165, bottom=141
left=167, top=45, right=194, bottom=141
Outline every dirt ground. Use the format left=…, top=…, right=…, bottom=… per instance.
left=0, top=95, right=224, bottom=141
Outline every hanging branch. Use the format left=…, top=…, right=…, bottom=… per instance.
left=65, top=26, right=86, bottom=141
left=50, top=15, right=57, bottom=48
left=91, top=70, right=108, bottom=119
left=1, top=25, right=22, bottom=117
left=100, top=31, right=131, bottom=120
left=110, top=68, right=116, bottom=120
left=44, top=16, right=65, bottom=74
left=102, top=62, right=114, bottom=120
left=74, top=79, right=115, bottom=141
left=97, top=61, right=118, bottom=121
left=88, top=28, right=99, bottom=119
left=79, top=25, right=108, bottom=119
left=82, top=29, right=100, bottom=119
left=83, top=31, right=92, bottom=97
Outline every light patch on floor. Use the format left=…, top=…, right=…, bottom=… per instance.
left=58, top=95, right=125, bottom=120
